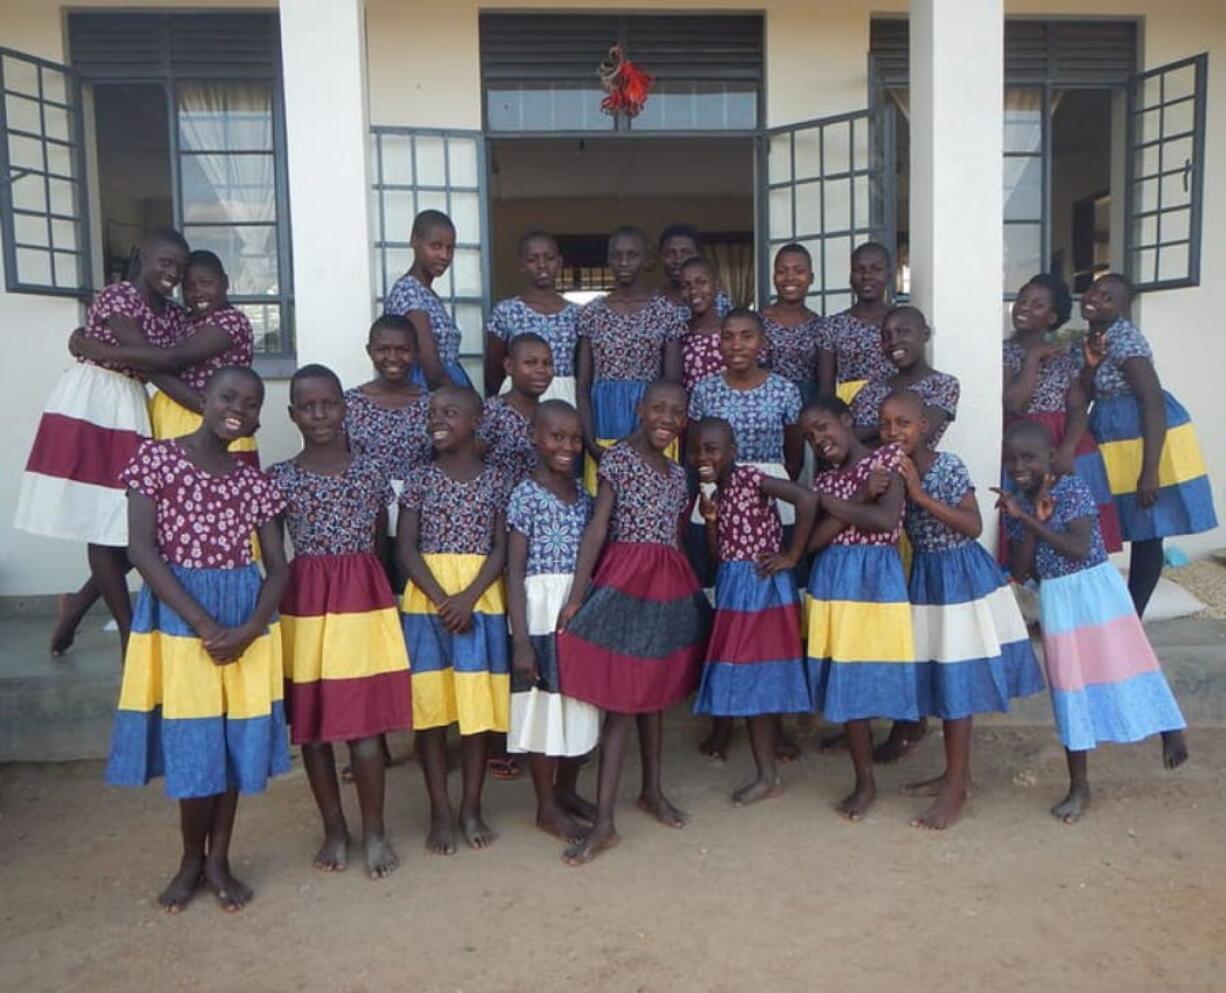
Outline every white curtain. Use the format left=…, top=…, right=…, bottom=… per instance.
left=709, top=240, right=756, bottom=308
left=177, top=82, right=277, bottom=295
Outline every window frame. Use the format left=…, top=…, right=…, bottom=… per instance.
left=0, top=47, right=93, bottom=298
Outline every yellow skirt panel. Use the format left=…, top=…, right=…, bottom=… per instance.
left=836, top=379, right=868, bottom=406
left=804, top=596, right=915, bottom=664
left=401, top=553, right=506, bottom=614
left=411, top=669, right=510, bottom=733
left=1098, top=421, right=1209, bottom=495
left=281, top=607, right=409, bottom=683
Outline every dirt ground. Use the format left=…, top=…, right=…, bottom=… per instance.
left=2, top=719, right=1224, bottom=993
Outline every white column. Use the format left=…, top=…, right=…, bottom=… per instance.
left=279, top=0, right=374, bottom=387
left=909, top=0, right=1004, bottom=547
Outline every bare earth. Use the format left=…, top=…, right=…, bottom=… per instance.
left=2, top=721, right=1224, bottom=993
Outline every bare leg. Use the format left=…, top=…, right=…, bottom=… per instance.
left=1128, top=538, right=1164, bottom=618
left=416, top=727, right=456, bottom=854
left=909, top=717, right=971, bottom=830
left=1052, top=748, right=1091, bottom=824
left=349, top=735, right=398, bottom=878
left=1162, top=730, right=1189, bottom=770
left=301, top=742, right=350, bottom=871
left=87, top=543, right=133, bottom=659
left=564, top=712, right=631, bottom=866
left=203, top=789, right=251, bottom=911
left=734, top=715, right=784, bottom=806
left=554, top=755, right=596, bottom=823
left=636, top=711, right=687, bottom=828
left=872, top=718, right=929, bottom=764
left=50, top=575, right=101, bottom=656
left=774, top=715, right=801, bottom=763
left=459, top=732, right=496, bottom=849
left=836, top=719, right=877, bottom=821
left=159, top=797, right=210, bottom=913
left=699, top=716, right=733, bottom=761
left=528, top=753, right=583, bottom=842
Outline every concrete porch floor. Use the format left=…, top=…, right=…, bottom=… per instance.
left=2, top=602, right=1224, bottom=763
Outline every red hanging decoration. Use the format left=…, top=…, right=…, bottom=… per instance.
left=598, top=44, right=654, bottom=118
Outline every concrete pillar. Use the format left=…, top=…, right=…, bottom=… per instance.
left=909, top=0, right=1005, bottom=546
left=279, top=0, right=374, bottom=387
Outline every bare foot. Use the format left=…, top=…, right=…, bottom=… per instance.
left=49, top=593, right=82, bottom=657
left=1162, top=730, right=1189, bottom=770
left=563, top=823, right=619, bottom=866
left=699, top=719, right=732, bottom=761
left=460, top=811, right=497, bottom=850
left=775, top=733, right=801, bottom=764
left=312, top=831, right=349, bottom=872
left=872, top=719, right=928, bottom=765
left=203, top=860, right=252, bottom=913
left=158, top=856, right=203, bottom=913
left=637, top=792, right=688, bottom=829
left=910, top=781, right=968, bottom=830
left=535, top=807, right=586, bottom=844
left=901, top=772, right=974, bottom=799
left=733, top=776, right=783, bottom=807
left=425, top=816, right=457, bottom=856
left=556, top=790, right=597, bottom=823
left=364, top=835, right=399, bottom=880
left=817, top=730, right=848, bottom=754
left=1051, top=784, right=1091, bottom=824
left=835, top=781, right=877, bottom=821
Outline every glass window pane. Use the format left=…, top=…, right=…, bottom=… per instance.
left=824, top=179, right=851, bottom=234
left=44, top=106, right=72, bottom=143
left=183, top=224, right=280, bottom=296
left=449, top=191, right=480, bottom=242
left=48, top=178, right=79, bottom=215
left=823, top=238, right=852, bottom=297
left=824, top=124, right=850, bottom=176
left=379, top=133, right=414, bottom=185
left=51, top=217, right=79, bottom=251
left=416, top=188, right=448, bottom=216
left=1161, top=206, right=1190, bottom=244
left=824, top=291, right=852, bottom=316
left=5, top=93, right=41, bottom=133
left=1135, top=176, right=1160, bottom=214
left=3, top=56, right=39, bottom=97
left=1134, top=212, right=1158, bottom=249
left=1162, top=65, right=1197, bottom=103
left=794, top=128, right=820, bottom=181
left=383, top=247, right=413, bottom=290
left=11, top=173, right=46, bottom=212
left=1132, top=247, right=1157, bottom=285
left=54, top=251, right=79, bottom=287
left=415, top=135, right=446, bottom=186
left=768, top=132, right=791, bottom=184
left=1003, top=156, right=1042, bottom=221
left=1004, top=223, right=1042, bottom=292
left=452, top=247, right=482, bottom=297
left=852, top=175, right=870, bottom=230
left=1157, top=243, right=1188, bottom=282
left=1004, top=89, right=1043, bottom=152
left=1135, top=107, right=1162, bottom=146
left=15, top=213, right=49, bottom=246
left=46, top=142, right=73, bottom=177
left=1164, top=99, right=1194, bottom=137
left=9, top=133, right=43, bottom=171
left=16, top=247, right=52, bottom=284
left=178, top=82, right=273, bottom=152
left=236, top=301, right=284, bottom=354
left=181, top=153, right=276, bottom=224
left=41, top=67, right=68, bottom=106
left=448, top=137, right=479, bottom=187
left=455, top=302, right=484, bottom=353
left=794, top=182, right=820, bottom=238
left=381, top=190, right=416, bottom=242
left=1160, top=170, right=1191, bottom=211
left=768, top=187, right=792, bottom=240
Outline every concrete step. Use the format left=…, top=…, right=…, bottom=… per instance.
left=1, top=611, right=1224, bottom=763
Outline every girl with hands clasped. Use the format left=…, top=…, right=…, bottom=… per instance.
left=106, top=367, right=291, bottom=914
left=690, top=418, right=818, bottom=806
left=995, top=420, right=1187, bottom=825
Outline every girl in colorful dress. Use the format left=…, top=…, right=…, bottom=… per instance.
left=577, top=226, right=686, bottom=493
left=18, top=228, right=190, bottom=657
left=677, top=257, right=726, bottom=394
left=1003, top=273, right=1121, bottom=552
left=659, top=223, right=734, bottom=322
left=691, top=417, right=818, bottom=805
left=478, top=332, right=553, bottom=488
left=106, top=366, right=290, bottom=913
left=850, top=305, right=960, bottom=449
left=818, top=242, right=896, bottom=404
left=1079, top=273, right=1217, bottom=617
left=878, top=391, right=1043, bottom=829
left=556, top=380, right=711, bottom=865
left=484, top=230, right=579, bottom=404
left=384, top=209, right=472, bottom=389
left=270, top=365, right=412, bottom=879
left=397, top=385, right=510, bottom=854
left=761, top=244, right=824, bottom=405
left=344, top=315, right=431, bottom=590
left=505, top=400, right=600, bottom=842
left=801, top=396, right=915, bottom=821
left=996, top=419, right=1188, bottom=824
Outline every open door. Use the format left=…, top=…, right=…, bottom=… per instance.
left=370, top=126, right=490, bottom=384
left=0, top=48, right=92, bottom=296
left=759, top=105, right=894, bottom=314
left=1126, top=54, right=1207, bottom=291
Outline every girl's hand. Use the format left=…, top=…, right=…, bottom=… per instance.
left=556, top=602, right=581, bottom=632
left=697, top=488, right=718, bottom=525
left=1082, top=330, right=1107, bottom=369
left=1136, top=466, right=1160, bottom=508
left=584, top=442, right=604, bottom=462
left=438, top=595, right=474, bottom=634
left=1051, top=444, right=1076, bottom=476
left=512, top=641, right=539, bottom=685
left=857, top=468, right=893, bottom=502
left=1035, top=474, right=1056, bottom=522
left=68, top=328, right=104, bottom=361
left=194, top=615, right=226, bottom=646
left=203, top=623, right=256, bottom=664
left=1029, top=341, right=1068, bottom=365
left=897, top=458, right=924, bottom=500
left=755, top=550, right=798, bottom=578
left=990, top=486, right=1025, bottom=520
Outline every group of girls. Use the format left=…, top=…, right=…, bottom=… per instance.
left=13, top=212, right=1213, bottom=912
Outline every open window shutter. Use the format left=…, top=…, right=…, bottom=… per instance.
left=0, top=48, right=92, bottom=296
left=370, top=127, right=489, bottom=381
left=760, top=106, right=895, bottom=315
left=1126, top=54, right=1207, bottom=291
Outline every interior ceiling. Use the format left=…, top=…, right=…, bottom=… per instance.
left=489, top=137, right=754, bottom=201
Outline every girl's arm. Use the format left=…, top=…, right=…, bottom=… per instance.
left=819, top=473, right=905, bottom=533
left=70, top=324, right=232, bottom=374
left=900, top=460, right=981, bottom=539
left=483, top=334, right=508, bottom=398
left=817, top=348, right=836, bottom=397
left=442, top=513, right=508, bottom=633
left=557, top=482, right=614, bottom=628
left=505, top=529, right=538, bottom=682
left=395, top=509, right=448, bottom=606
left=1004, top=529, right=1037, bottom=582
left=576, top=337, right=600, bottom=460
left=125, top=491, right=225, bottom=644
left=1003, top=344, right=1065, bottom=416
left=994, top=487, right=1093, bottom=562
left=921, top=405, right=951, bottom=447
left=758, top=475, right=818, bottom=574
left=784, top=424, right=804, bottom=481
left=373, top=504, right=389, bottom=551
left=203, top=518, right=290, bottom=662
left=407, top=311, right=449, bottom=389
left=149, top=373, right=204, bottom=414
left=1121, top=355, right=1167, bottom=508
left=662, top=337, right=683, bottom=383
left=1053, top=377, right=1091, bottom=475
left=807, top=511, right=847, bottom=553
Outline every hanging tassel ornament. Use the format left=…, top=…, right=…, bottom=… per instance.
left=598, top=44, right=654, bottom=118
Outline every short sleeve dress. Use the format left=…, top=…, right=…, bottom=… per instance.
left=820, top=310, right=895, bottom=404
left=343, top=388, right=431, bottom=533
left=850, top=371, right=960, bottom=447
left=477, top=396, right=537, bottom=487
left=384, top=272, right=473, bottom=388
left=486, top=296, right=580, bottom=405
left=762, top=313, right=824, bottom=405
